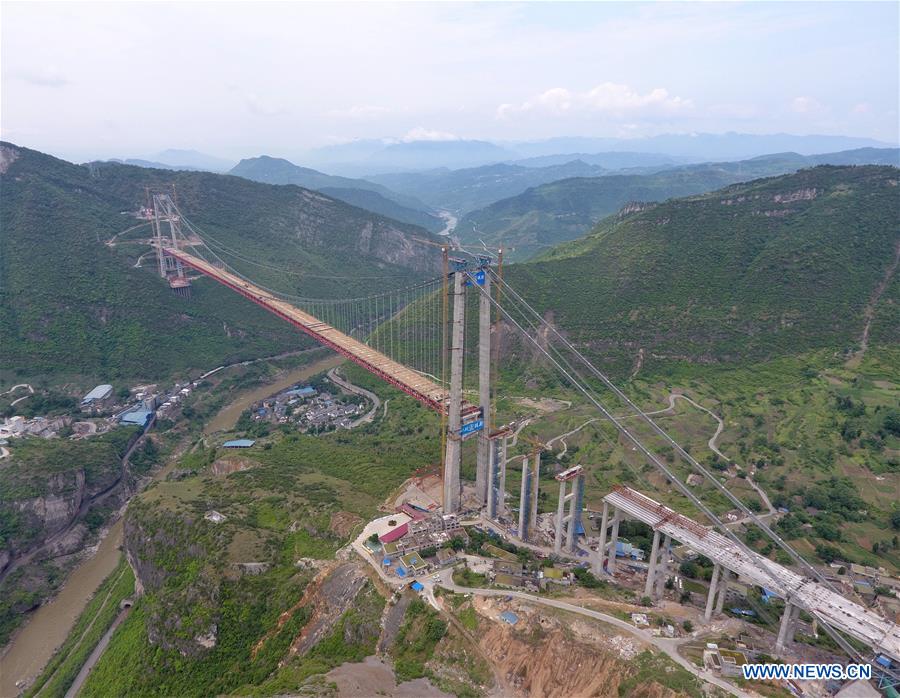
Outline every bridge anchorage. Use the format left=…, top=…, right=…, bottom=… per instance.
left=142, top=197, right=899, bottom=681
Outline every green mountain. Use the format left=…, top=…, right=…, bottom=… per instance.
left=506, top=165, right=900, bottom=372
left=367, top=160, right=608, bottom=214
left=458, top=149, right=900, bottom=260
left=229, top=155, right=443, bottom=231
left=0, top=143, right=441, bottom=384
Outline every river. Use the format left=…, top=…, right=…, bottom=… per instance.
left=204, top=353, right=344, bottom=435
left=437, top=210, right=457, bottom=237
left=0, top=519, right=124, bottom=697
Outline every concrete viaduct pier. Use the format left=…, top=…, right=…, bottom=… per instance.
left=591, top=486, right=900, bottom=663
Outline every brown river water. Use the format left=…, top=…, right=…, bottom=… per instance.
left=1, top=353, right=344, bottom=696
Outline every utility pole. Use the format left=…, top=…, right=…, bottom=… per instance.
left=442, top=261, right=466, bottom=514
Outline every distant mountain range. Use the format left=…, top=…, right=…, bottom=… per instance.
left=504, top=133, right=895, bottom=161
left=457, top=148, right=900, bottom=259
left=367, top=160, right=609, bottom=215
left=512, top=151, right=691, bottom=169
left=304, top=132, right=894, bottom=175
left=229, top=156, right=443, bottom=232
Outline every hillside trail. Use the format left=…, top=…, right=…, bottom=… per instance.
left=847, top=237, right=900, bottom=368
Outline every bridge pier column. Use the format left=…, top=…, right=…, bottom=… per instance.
left=644, top=530, right=661, bottom=598
left=443, top=270, right=465, bottom=514
left=715, top=569, right=729, bottom=615
left=775, top=601, right=794, bottom=654
left=475, top=271, right=491, bottom=507
left=529, top=450, right=540, bottom=534
left=554, top=479, right=567, bottom=554
left=608, top=507, right=621, bottom=575
left=517, top=456, right=530, bottom=541
left=593, top=501, right=609, bottom=575
left=497, top=435, right=508, bottom=519
left=655, top=535, right=671, bottom=599
left=704, top=564, right=721, bottom=621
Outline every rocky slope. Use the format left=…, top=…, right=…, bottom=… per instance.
left=0, top=430, right=141, bottom=644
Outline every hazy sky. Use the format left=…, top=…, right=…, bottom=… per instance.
left=2, top=1, right=897, bottom=162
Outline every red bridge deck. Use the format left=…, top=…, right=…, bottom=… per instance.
left=167, top=248, right=463, bottom=414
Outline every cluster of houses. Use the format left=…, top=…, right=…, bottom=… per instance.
left=250, top=384, right=365, bottom=432
left=365, top=506, right=467, bottom=578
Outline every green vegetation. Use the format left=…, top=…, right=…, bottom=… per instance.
left=0, top=429, right=139, bottom=645
left=23, top=559, right=134, bottom=698
left=391, top=598, right=448, bottom=682
left=77, top=372, right=442, bottom=695
left=1, top=143, right=440, bottom=384
left=508, top=166, right=899, bottom=372
left=458, top=152, right=900, bottom=260
left=617, top=650, right=705, bottom=697
left=229, top=155, right=441, bottom=230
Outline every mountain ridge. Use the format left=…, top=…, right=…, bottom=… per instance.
left=505, top=164, right=900, bottom=373
left=458, top=148, right=900, bottom=259
left=0, top=142, right=441, bottom=383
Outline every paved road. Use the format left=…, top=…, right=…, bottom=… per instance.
left=63, top=604, right=131, bottom=698
left=351, top=526, right=750, bottom=697
left=327, top=367, right=381, bottom=427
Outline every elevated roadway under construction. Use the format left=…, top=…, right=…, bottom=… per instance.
left=602, top=486, right=900, bottom=663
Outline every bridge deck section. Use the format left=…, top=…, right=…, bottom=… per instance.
left=167, top=249, right=458, bottom=413
left=605, top=486, right=900, bottom=661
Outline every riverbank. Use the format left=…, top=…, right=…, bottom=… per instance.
left=204, top=353, right=344, bottom=435
left=0, top=520, right=124, bottom=697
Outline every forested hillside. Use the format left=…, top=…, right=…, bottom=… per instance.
left=506, top=166, right=900, bottom=372
left=458, top=148, right=900, bottom=259
left=0, top=143, right=441, bottom=384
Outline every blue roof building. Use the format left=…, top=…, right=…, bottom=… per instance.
left=223, top=439, right=256, bottom=448
left=285, top=386, right=317, bottom=398
left=119, top=407, right=152, bottom=427
left=410, top=581, right=424, bottom=592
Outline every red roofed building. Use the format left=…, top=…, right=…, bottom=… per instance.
left=379, top=523, right=409, bottom=544
left=398, top=504, right=428, bottom=521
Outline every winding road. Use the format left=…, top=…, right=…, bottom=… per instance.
left=349, top=519, right=748, bottom=697
left=326, top=367, right=381, bottom=428
left=434, top=568, right=752, bottom=698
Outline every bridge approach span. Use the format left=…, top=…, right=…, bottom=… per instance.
left=605, top=486, right=900, bottom=662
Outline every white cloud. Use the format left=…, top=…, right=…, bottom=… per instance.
left=497, top=83, right=693, bottom=120
left=790, top=96, right=827, bottom=114
left=401, top=127, right=459, bottom=142
left=852, top=102, right=871, bottom=115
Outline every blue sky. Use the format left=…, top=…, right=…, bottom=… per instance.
left=2, top=2, right=897, bottom=161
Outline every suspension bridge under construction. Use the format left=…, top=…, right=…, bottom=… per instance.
left=144, top=191, right=900, bottom=679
